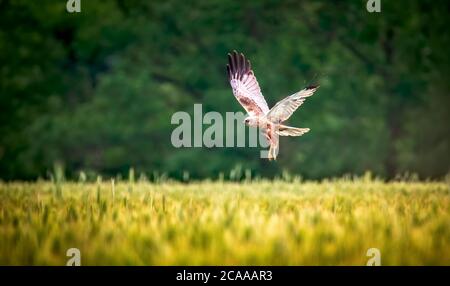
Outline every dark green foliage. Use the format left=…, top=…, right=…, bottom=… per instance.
left=0, top=0, right=448, bottom=180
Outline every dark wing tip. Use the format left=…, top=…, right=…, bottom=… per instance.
left=306, top=84, right=319, bottom=90
left=227, top=51, right=251, bottom=80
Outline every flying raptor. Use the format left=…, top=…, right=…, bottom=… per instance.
left=227, top=51, right=318, bottom=160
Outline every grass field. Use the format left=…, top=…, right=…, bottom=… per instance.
left=0, top=177, right=449, bottom=265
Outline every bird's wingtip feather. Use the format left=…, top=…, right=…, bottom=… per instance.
left=306, top=84, right=319, bottom=90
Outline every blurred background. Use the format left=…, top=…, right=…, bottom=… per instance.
left=0, top=0, right=448, bottom=180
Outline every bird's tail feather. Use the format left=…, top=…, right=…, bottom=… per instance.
left=276, top=125, right=310, bottom=136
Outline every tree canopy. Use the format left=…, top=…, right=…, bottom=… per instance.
left=0, top=0, right=449, bottom=180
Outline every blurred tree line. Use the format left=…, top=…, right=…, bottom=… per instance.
left=0, top=0, right=448, bottom=180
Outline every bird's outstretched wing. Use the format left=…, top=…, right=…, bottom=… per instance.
left=266, top=85, right=318, bottom=123
left=227, top=51, right=269, bottom=116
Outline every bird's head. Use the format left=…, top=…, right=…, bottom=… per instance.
left=243, top=116, right=258, bottom=127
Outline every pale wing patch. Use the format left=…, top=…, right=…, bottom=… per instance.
left=267, top=86, right=318, bottom=123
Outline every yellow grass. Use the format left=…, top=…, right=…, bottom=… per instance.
left=0, top=178, right=449, bottom=265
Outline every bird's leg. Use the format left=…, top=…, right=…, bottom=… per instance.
left=271, top=137, right=279, bottom=160
left=268, top=145, right=274, bottom=161
left=270, top=125, right=279, bottom=160
left=268, top=141, right=274, bottom=161
left=265, top=125, right=278, bottom=161
left=264, top=129, right=274, bottom=161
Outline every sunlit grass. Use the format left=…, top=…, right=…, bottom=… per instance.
left=0, top=177, right=449, bottom=265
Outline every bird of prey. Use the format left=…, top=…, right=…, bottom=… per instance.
left=226, top=51, right=318, bottom=160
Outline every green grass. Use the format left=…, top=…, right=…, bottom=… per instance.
left=0, top=178, right=449, bottom=265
